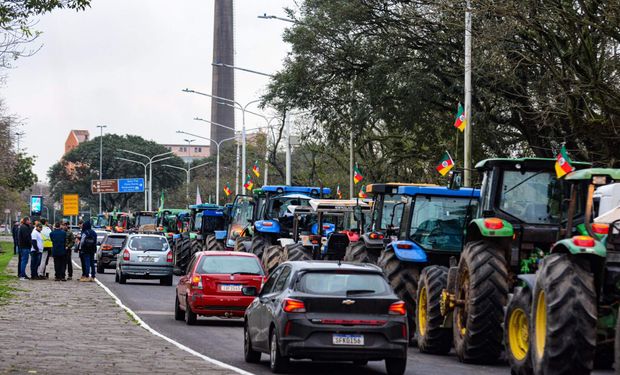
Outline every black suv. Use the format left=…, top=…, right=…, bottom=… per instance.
left=96, top=233, right=128, bottom=273
left=243, top=261, right=408, bottom=374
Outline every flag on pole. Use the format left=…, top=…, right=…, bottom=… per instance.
left=195, top=186, right=202, bottom=205
left=159, top=190, right=165, bottom=211
left=358, top=185, right=368, bottom=199
left=244, top=174, right=254, bottom=191
left=223, top=183, right=232, bottom=196
left=555, top=145, right=575, bottom=178
left=453, top=103, right=466, bottom=132
left=436, top=151, right=455, bottom=176
left=252, top=160, right=261, bottom=178
left=353, top=164, right=364, bottom=184
left=336, top=185, right=342, bottom=199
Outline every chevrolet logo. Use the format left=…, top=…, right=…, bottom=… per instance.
left=342, top=299, right=356, bottom=305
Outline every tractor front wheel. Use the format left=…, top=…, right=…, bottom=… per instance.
left=453, top=240, right=508, bottom=363
left=235, top=236, right=250, bottom=252
left=531, top=253, right=596, bottom=375
left=284, top=243, right=312, bottom=262
left=378, top=245, right=419, bottom=341
left=251, top=234, right=271, bottom=258
left=262, top=244, right=284, bottom=274
left=205, top=234, right=224, bottom=251
left=344, top=241, right=379, bottom=264
left=416, top=265, right=451, bottom=354
left=504, top=286, right=533, bottom=375
left=174, top=237, right=192, bottom=275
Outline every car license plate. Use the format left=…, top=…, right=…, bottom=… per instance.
left=220, top=284, right=243, bottom=292
left=333, top=334, right=364, bottom=346
left=138, top=256, right=157, bottom=263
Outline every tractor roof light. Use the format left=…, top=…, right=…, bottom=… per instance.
left=573, top=235, right=596, bottom=247
left=396, top=243, right=413, bottom=250
left=484, top=218, right=504, bottom=230
left=592, top=223, right=609, bottom=235
left=369, top=232, right=384, bottom=240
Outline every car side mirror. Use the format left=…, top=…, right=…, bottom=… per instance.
left=242, top=286, right=258, bottom=296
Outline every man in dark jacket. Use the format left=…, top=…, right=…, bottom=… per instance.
left=50, top=222, right=67, bottom=281
left=79, top=220, right=97, bottom=282
left=11, top=221, right=19, bottom=255
left=63, top=222, right=75, bottom=280
left=17, top=217, right=32, bottom=280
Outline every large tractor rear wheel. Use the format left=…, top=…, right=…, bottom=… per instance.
left=190, top=239, right=202, bottom=256
left=504, top=286, right=533, bottom=375
left=615, top=312, right=620, bottom=375
left=262, top=244, right=284, bottom=274
left=205, top=234, right=224, bottom=251
left=251, top=234, right=271, bottom=258
left=416, top=265, right=451, bottom=354
left=344, top=241, right=379, bottom=264
left=531, top=253, right=596, bottom=375
left=235, top=236, right=250, bottom=252
left=174, top=237, right=192, bottom=275
left=284, top=243, right=312, bottom=262
left=453, top=240, right=508, bottom=363
left=378, top=245, right=419, bottom=341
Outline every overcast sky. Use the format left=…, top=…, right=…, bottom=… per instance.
left=3, top=0, right=294, bottom=181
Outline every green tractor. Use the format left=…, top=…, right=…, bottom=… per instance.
left=156, top=209, right=188, bottom=240
left=131, top=211, right=159, bottom=233
left=504, top=169, right=620, bottom=375
left=440, top=157, right=590, bottom=364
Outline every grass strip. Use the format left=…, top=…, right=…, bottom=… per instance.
left=0, top=241, right=18, bottom=303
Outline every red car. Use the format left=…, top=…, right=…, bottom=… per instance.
left=174, top=251, right=266, bottom=325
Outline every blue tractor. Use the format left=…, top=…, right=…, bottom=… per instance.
left=376, top=185, right=480, bottom=346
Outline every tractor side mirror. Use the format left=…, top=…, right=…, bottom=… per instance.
left=449, top=170, right=463, bottom=190
left=353, top=205, right=363, bottom=223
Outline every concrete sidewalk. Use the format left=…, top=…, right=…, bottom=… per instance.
left=0, top=256, right=242, bottom=375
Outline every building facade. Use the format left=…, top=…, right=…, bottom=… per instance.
left=64, top=130, right=90, bottom=154
left=162, top=144, right=211, bottom=163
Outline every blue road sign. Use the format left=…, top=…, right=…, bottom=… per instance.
left=118, top=178, right=145, bottom=193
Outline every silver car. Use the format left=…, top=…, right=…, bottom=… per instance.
left=115, top=234, right=174, bottom=285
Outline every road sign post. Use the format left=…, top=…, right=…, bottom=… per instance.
left=63, top=194, right=79, bottom=216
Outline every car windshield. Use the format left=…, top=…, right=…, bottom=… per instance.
left=296, top=272, right=390, bottom=296
left=409, top=196, right=475, bottom=251
left=499, top=170, right=563, bottom=224
left=128, top=236, right=168, bottom=251
left=105, top=236, right=126, bottom=247
left=197, top=256, right=264, bottom=275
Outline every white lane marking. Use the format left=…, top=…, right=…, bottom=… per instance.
left=81, top=261, right=253, bottom=375
left=133, top=310, right=173, bottom=316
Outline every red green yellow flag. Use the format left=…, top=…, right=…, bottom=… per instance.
left=243, top=175, right=254, bottom=191
left=336, top=185, right=342, bottom=199
left=453, top=103, right=466, bottom=132
left=223, top=183, right=232, bottom=196
left=436, top=151, right=455, bottom=176
left=358, top=185, right=368, bottom=199
left=353, top=164, right=364, bottom=184
left=555, top=145, right=575, bottom=178
left=252, top=160, right=260, bottom=178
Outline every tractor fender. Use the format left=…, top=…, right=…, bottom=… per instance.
left=361, top=233, right=385, bottom=249
left=254, top=220, right=281, bottom=234
left=391, top=240, right=427, bottom=263
left=551, top=238, right=606, bottom=258
left=516, top=274, right=536, bottom=292
left=172, top=233, right=181, bottom=239
left=466, top=218, right=514, bottom=243
left=214, top=230, right=227, bottom=241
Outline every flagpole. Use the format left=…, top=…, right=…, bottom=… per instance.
left=464, top=0, right=473, bottom=186
left=349, top=130, right=354, bottom=199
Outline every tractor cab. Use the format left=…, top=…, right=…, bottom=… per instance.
left=132, top=211, right=159, bottom=233
left=188, top=203, right=228, bottom=243
left=156, top=209, right=188, bottom=239
left=287, top=199, right=371, bottom=260
left=109, top=212, right=132, bottom=233
left=92, top=214, right=110, bottom=230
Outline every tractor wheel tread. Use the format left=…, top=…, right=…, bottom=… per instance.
left=283, top=243, right=312, bottom=262
left=205, top=234, right=225, bottom=251
left=417, top=265, right=452, bottom=354
left=344, top=241, right=379, bottom=264
left=262, top=244, right=284, bottom=274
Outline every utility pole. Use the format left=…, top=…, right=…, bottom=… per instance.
left=464, top=0, right=473, bottom=187
left=349, top=131, right=354, bottom=199
left=285, top=111, right=292, bottom=185
left=97, top=125, right=107, bottom=214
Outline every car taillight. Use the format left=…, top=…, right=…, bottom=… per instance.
left=101, top=244, right=113, bottom=251
left=191, top=275, right=203, bottom=289
left=166, top=251, right=173, bottom=263
left=592, top=223, right=609, bottom=235
left=389, top=301, right=406, bottom=315
left=309, top=235, right=321, bottom=245
left=573, top=235, right=595, bottom=247
left=283, top=298, right=306, bottom=313
left=122, top=249, right=130, bottom=261
left=484, top=218, right=504, bottom=230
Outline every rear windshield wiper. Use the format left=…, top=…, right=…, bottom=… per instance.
left=231, top=272, right=262, bottom=276
left=346, top=289, right=375, bottom=296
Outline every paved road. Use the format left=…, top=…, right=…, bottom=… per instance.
left=95, top=267, right=614, bottom=375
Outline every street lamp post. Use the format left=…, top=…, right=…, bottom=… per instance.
left=162, top=162, right=211, bottom=204
left=177, top=130, right=235, bottom=205
left=96, top=125, right=107, bottom=214
left=115, top=157, right=148, bottom=210
left=184, top=139, right=195, bottom=165
left=119, top=150, right=174, bottom=211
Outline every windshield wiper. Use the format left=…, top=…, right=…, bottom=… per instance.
left=346, top=289, right=375, bottom=296
left=231, top=271, right=261, bottom=276
left=503, top=169, right=547, bottom=195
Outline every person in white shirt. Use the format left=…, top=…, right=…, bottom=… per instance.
left=38, top=219, right=53, bottom=278
left=30, top=223, right=44, bottom=279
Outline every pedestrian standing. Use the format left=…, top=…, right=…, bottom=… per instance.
left=30, top=223, right=44, bottom=280
left=79, top=220, right=97, bottom=282
left=63, top=222, right=75, bottom=280
left=17, top=217, right=32, bottom=280
left=77, top=220, right=85, bottom=273
left=38, top=218, right=53, bottom=279
left=11, top=221, right=19, bottom=255
left=50, top=222, right=67, bottom=281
